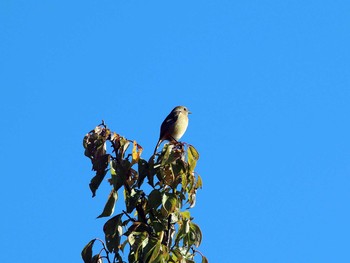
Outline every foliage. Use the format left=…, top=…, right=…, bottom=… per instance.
left=81, top=122, right=207, bottom=263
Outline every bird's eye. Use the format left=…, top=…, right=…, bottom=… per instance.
left=184, top=108, right=187, bottom=111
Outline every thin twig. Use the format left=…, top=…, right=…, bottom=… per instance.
left=166, top=214, right=172, bottom=249
left=101, top=255, right=111, bottom=263
left=191, top=247, right=205, bottom=258
left=95, top=238, right=111, bottom=263
left=122, top=210, right=136, bottom=222
left=100, top=120, right=107, bottom=128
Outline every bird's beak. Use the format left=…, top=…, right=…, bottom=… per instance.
left=188, top=110, right=192, bottom=114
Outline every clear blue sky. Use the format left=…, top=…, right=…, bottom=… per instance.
left=1, top=1, right=350, bottom=262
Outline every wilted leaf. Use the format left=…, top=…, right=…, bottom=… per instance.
left=127, top=167, right=139, bottom=189
left=91, top=147, right=108, bottom=171
left=172, top=159, right=186, bottom=179
left=132, top=140, right=143, bottom=165
left=83, top=126, right=111, bottom=201
left=83, top=125, right=110, bottom=160
left=88, top=152, right=110, bottom=197
left=201, top=255, right=209, bottom=263
left=97, top=189, right=118, bottom=218
left=161, top=165, right=175, bottom=186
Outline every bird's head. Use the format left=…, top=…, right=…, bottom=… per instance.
left=172, top=106, right=191, bottom=115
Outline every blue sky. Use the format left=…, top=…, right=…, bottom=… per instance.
left=1, top=1, right=350, bottom=262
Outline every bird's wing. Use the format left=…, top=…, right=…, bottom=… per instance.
left=160, top=111, right=179, bottom=137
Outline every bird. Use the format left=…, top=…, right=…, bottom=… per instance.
left=154, top=106, right=191, bottom=154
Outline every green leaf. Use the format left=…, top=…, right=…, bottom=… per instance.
left=160, top=144, right=174, bottom=166
left=81, top=239, right=96, bottom=263
left=196, top=175, right=203, bottom=189
left=125, top=189, right=143, bottom=213
left=110, top=160, right=125, bottom=192
left=118, top=137, right=130, bottom=158
left=128, top=231, right=149, bottom=262
left=115, top=252, right=124, bottom=263
left=185, top=220, right=190, bottom=234
left=137, top=159, right=149, bottom=187
left=148, top=189, right=162, bottom=209
left=181, top=173, right=188, bottom=189
left=162, top=145, right=180, bottom=165
left=147, top=156, right=157, bottom=187
left=124, top=222, right=150, bottom=237
left=162, top=193, right=178, bottom=214
left=91, top=255, right=101, bottom=263
left=154, top=244, right=170, bottom=263
left=172, top=247, right=183, bottom=260
left=103, top=213, right=123, bottom=253
left=187, top=172, right=195, bottom=192
left=190, top=222, right=202, bottom=247
left=177, top=247, right=194, bottom=260
left=97, top=189, right=118, bottom=218
left=143, top=237, right=161, bottom=262
left=151, top=221, right=165, bottom=232
left=188, top=192, right=197, bottom=208
left=181, top=211, right=191, bottom=220
left=187, top=145, right=199, bottom=172
left=174, top=221, right=187, bottom=245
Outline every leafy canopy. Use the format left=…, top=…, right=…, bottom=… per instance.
left=81, top=122, right=207, bottom=263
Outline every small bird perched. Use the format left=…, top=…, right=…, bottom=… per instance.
left=154, top=106, right=191, bottom=154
